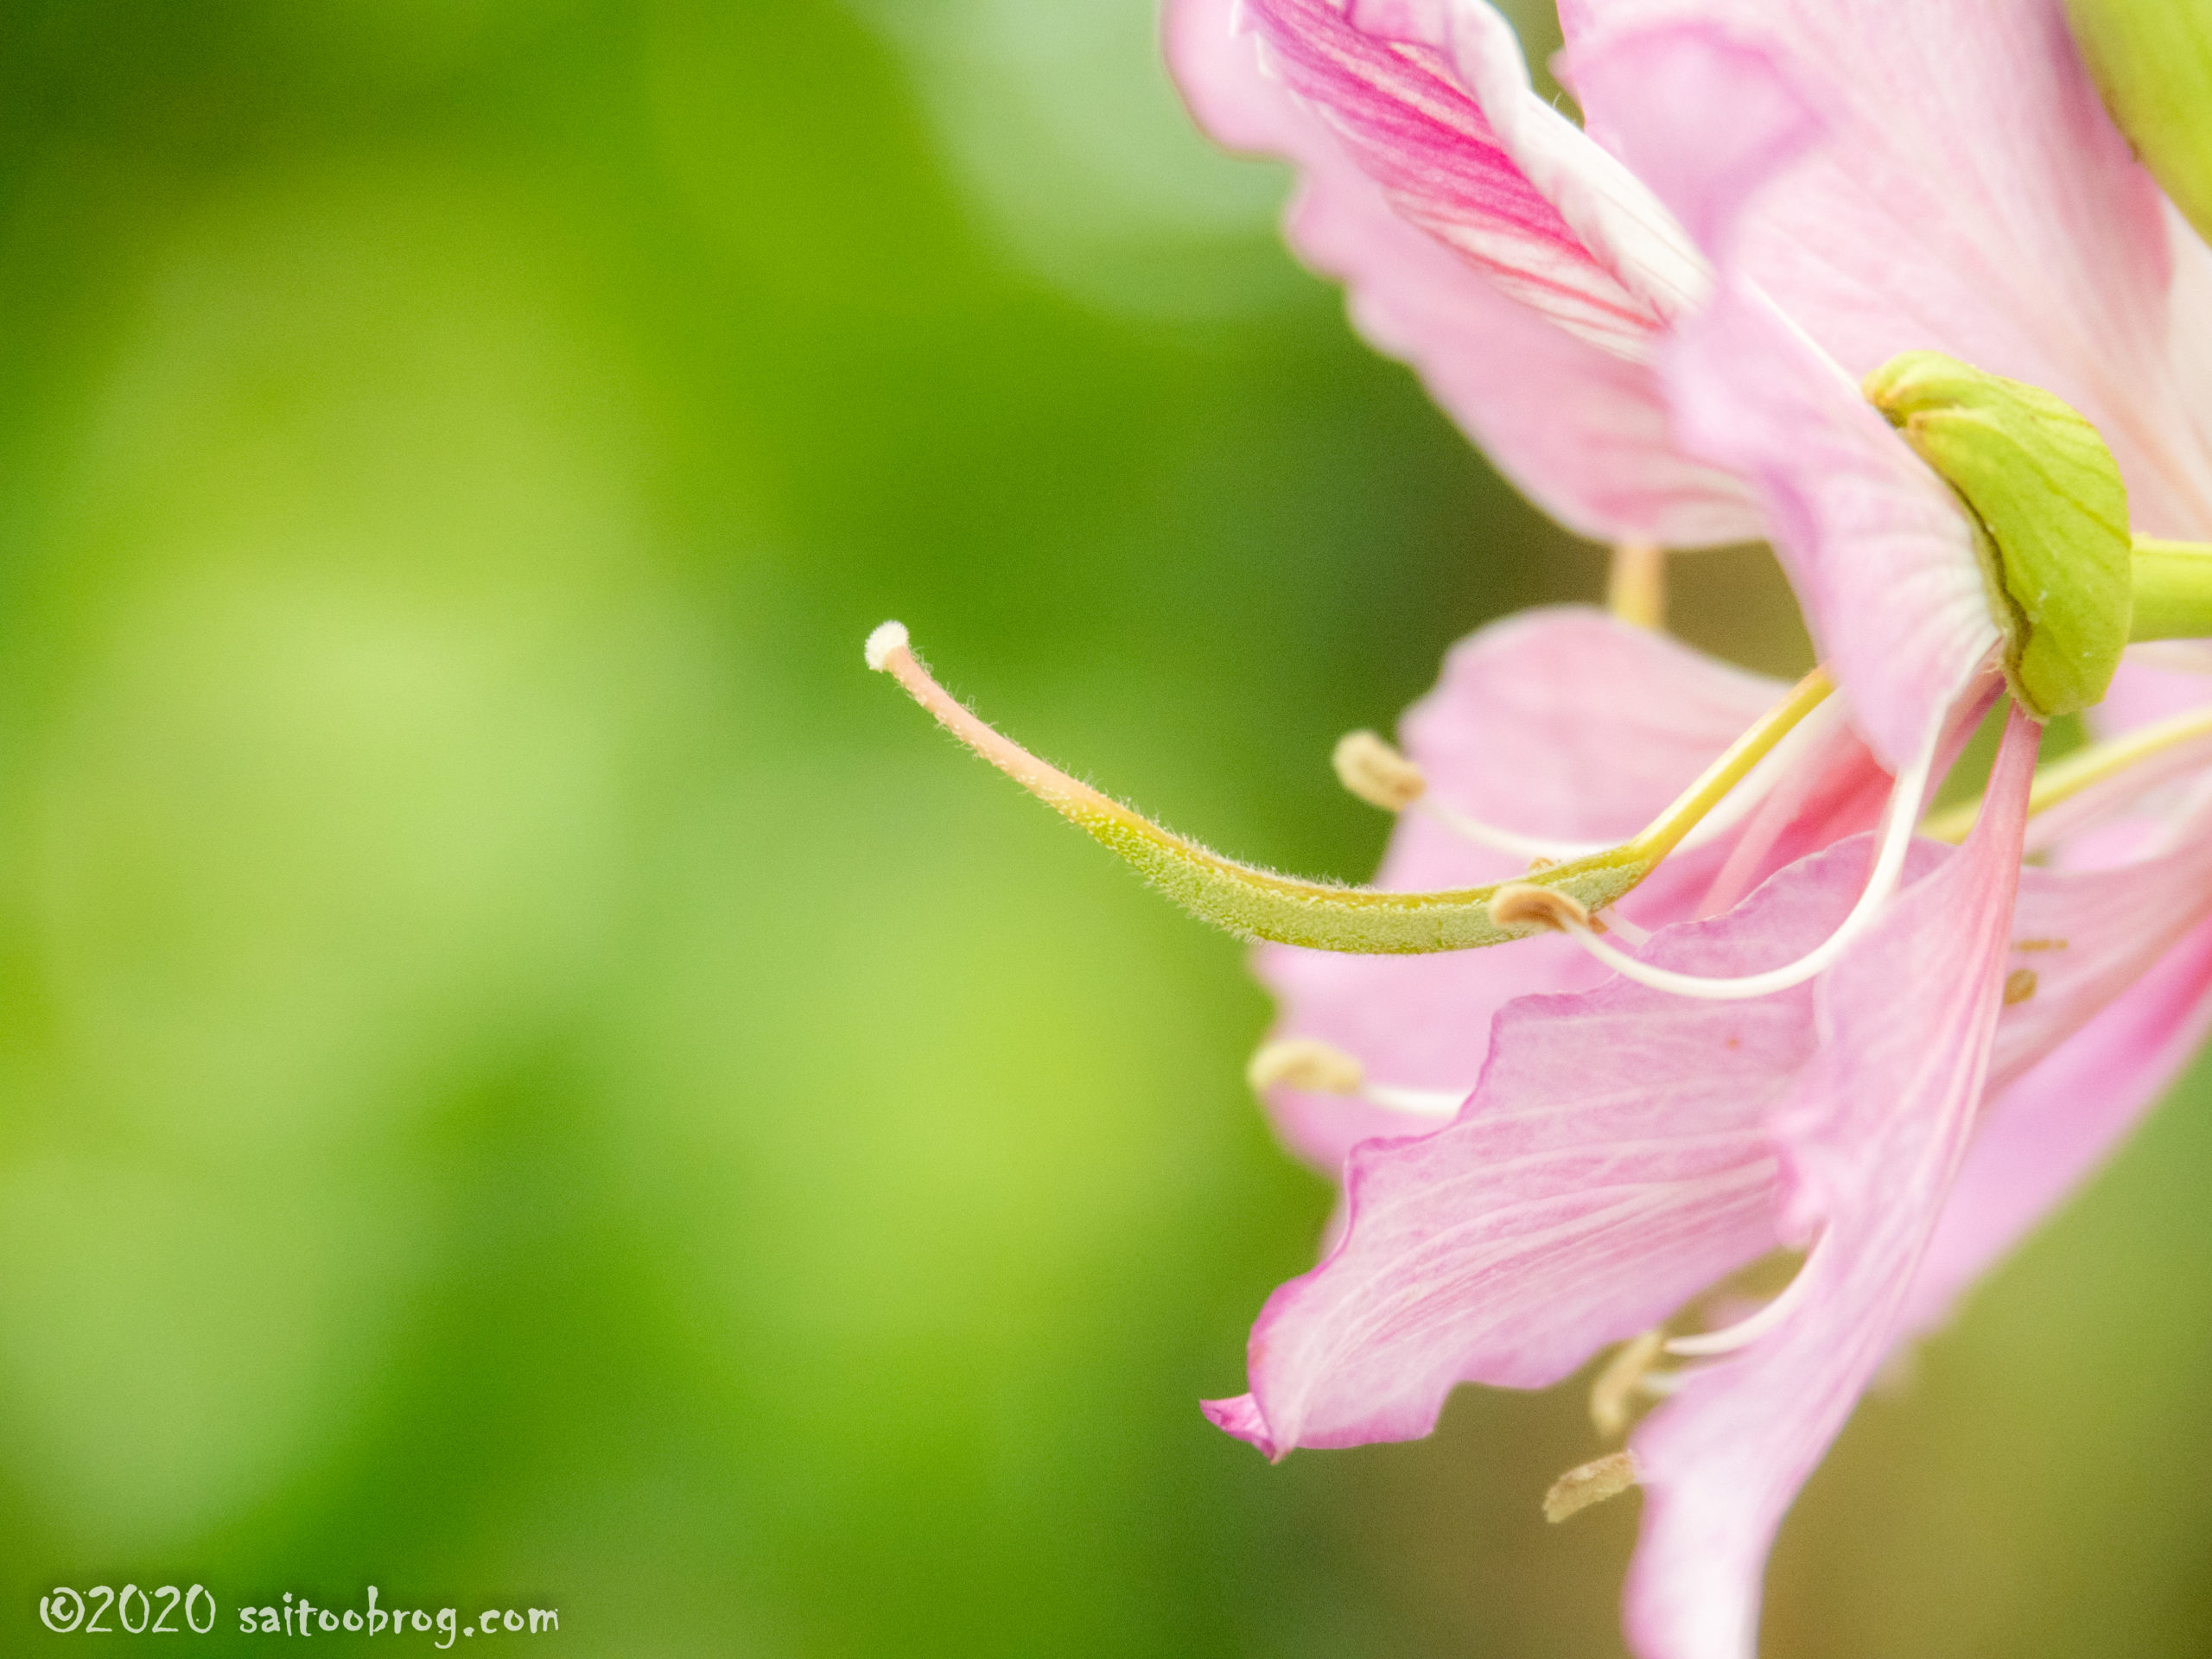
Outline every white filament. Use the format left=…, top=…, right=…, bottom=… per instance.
left=1416, top=696, right=1844, bottom=867
left=1664, top=1236, right=1826, bottom=1357
left=1413, top=798, right=1611, bottom=862
left=1363, top=1082, right=1469, bottom=1119
left=1552, top=719, right=1940, bottom=1001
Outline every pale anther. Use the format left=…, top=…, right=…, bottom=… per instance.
left=1544, top=1451, right=1641, bottom=1523
left=2003, top=968, right=2037, bottom=1006
left=1489, top=881, right=1592, bottom=933
left=1247, top=1038, right=1364, bottom=1096
left=1334, top=731, right=1611, bottom=863
left=1589, top=1330, right=1666, bottom=1439
left=1333, top=730, right=1427, bottom=811
left=1246, top=1038, right=1465, bottom=1119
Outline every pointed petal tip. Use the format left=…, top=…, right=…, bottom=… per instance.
left=1202, top=1393, right=1287, bottom=1460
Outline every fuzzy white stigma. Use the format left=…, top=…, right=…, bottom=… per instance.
left=865, top=620, right=911, bottom=671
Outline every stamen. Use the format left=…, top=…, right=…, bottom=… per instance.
left=2003, top=968, right=2037, bottom=1006
left=1607, top=541, right=1667, bottom=631
left=868, top=625, right=1828, bottom=957
left=1488, top=881, right=1592, bottom=932
left=1589, top=1331, right=1666, bottom=1438
left=1332, top=731, right=1427, bottom=810
left=1547, top=717, right=1939, bottom=1001
left=1246, top=1038, right=1364, bottom=1096
left=1544, top=1451, right=1641, bottom=1522
left=1335, top=728, right=1615, bottom=862
left=1664, top=1237, right=1824, bottom=1356
left=1244, top=1039, right=1464, bottom=1119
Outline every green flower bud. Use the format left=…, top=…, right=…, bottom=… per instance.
left=1865, top=351, right=2132, bottom=720
left=2063, top=0, right=2212, bottom=246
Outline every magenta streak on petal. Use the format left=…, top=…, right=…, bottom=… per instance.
left=1255, top=608, right=1787, bottom=1173
left=1243, top=0, right=1661, bottom=353
left=1623, top=707, right=2038, bottom=1659
left=1164, top=0, right=1762, bottom=545
left=1902, top=915, right=2212, bottom=1345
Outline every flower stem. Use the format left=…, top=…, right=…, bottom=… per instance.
left=2131, top=536, right=2212, bottom=639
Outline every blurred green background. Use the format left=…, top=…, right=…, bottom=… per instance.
left=0, top=0, right=2206, bottom=1652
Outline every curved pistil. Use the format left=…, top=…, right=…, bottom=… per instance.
left=867, top=622, right=1832, bottom=957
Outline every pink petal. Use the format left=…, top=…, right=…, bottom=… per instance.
left=1256, top=609, right=1787, bottom=1171
left=1560, top=1, right=2212, bottom=538
left=1222, top=841, right=1938, bottom=1457
left=1395, top=607, right=1787, bottom=861
left=1903, top=915, right=2212, bottom=1344
left=1986, top=822, right=2212, bottom=1097
left=1165, top=0, right=1762, bottom=546
left=1624, top=707, right=2039, bottom=1659
left=1891, top=781, right=2212, bottom=1339
left=1567, top=24, right=1997, bottom=771
left=2164, top=208, right=2212, bottom=538
left=1689, top=715, right=1888, bottom=919
left=2094, top=652, right=2212, bottom=739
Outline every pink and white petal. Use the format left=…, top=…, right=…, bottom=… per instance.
left=1567, top=26, right=1997, bottom=770
left=1624, top=708, right=2037, bottom=1659
left=1560, top=2, right=2212, bottom=537
left=1256, top=609, right=1788, bottom=1170
left=1213, top=841, right=1931, bottom=1459
left=1166, top=0, right=1763, bottom=545
left=1344, top=0, right=1709, bottom=323
left=1902, top=915, right=2212, bottom=1344
left=1230, top=0, right=1670, bottom=352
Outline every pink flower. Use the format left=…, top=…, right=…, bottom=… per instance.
left=1221, top=614, right=2212, bottom=1653
left=865, top=1, right=2212, bottom=1651
left=1153, top=0, right=2212, bottom=1651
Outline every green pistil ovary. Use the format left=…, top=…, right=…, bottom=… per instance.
left=866, top=620, right=1830, bottom=957
left=1866, top=351, right=2133, bottom=720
